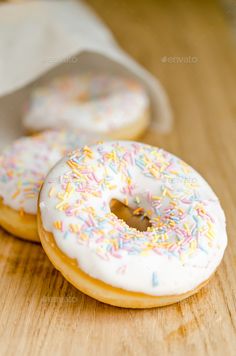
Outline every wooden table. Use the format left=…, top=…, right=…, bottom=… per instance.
left=1, top=0, right=236, bottom=355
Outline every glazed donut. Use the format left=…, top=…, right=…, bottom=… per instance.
left=0, top=130, right=95, bottom=242
left=38, top=141, right=227, bottom=308
left=23, top=73, right=150, bottom=139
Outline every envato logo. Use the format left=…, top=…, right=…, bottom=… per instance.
left=161, top=56, right=199, bottom=64
left=163, top=177, right=198, bottom=185
left=43, top=56, right=78, bottom=64
left=41, top=296, right=79, bottom=303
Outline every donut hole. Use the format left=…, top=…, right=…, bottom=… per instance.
left=110, top=199, right=151, bottom=232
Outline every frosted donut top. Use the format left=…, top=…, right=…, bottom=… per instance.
left=0, top=130, right=95, bottom=215
left=40, top=141, right=227, bottom=296
left=23, top=73, right=149, bottom=133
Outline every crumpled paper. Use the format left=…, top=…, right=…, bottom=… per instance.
left=0, top=0, right=172, bottom=149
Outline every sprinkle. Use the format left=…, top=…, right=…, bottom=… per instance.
left=152, top=272, right=159, bottom=287
left=53, top=220, right=63, bottom=231
left=133, top=207, right=144, bottom=216
left=25, top=194, right=36, bottom=199
left=49, top=187, right=55, bottom=197
left=12, top=190, right=20, bottom=199
left=69, top=224, right=80, bottom=233
left=83, top=145, right=93, bottom=159
left=117, top=265, right=127, bottom=274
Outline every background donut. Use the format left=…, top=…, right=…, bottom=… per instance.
left=23, top=73, right=150, bottom=140
left=0, top=130, right=96, bottom=242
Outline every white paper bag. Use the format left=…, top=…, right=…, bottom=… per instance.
left=0, top=0, right=172, bottom=149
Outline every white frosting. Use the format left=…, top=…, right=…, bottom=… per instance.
left=0, top=130, right=95, bottom=214
left=23, top=73, right=149, bottom=133
left=39, top=141, right=227, bottom=296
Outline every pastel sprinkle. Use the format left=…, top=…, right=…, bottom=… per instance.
left=152, top=272, right=159, bottom=287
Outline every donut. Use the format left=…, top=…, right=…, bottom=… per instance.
left=38, top=141, right=227, bottom=308
left=0, top=130, right=95, bottom=242
left=23, top=73, right=150, bottom=139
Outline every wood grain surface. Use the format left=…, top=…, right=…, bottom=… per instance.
left=1, top=0, right=236, bottom=355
